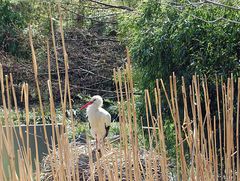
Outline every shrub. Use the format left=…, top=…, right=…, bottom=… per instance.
left=118, top=0, right=240, bottom=157
left=0, top=1, right=30, bottom=58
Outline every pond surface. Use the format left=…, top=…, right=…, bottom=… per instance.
left=2, top=124, right=64, bottom=180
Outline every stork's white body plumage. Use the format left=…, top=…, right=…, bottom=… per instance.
left=80, top=95, right=111, bottom=150
left=87, top=106, right=111, bottom=141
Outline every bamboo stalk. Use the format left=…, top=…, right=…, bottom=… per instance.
left=50, top=6, right=63, bottom=107
left=47, top=39, right=52, bottom=82
left=237, top=78, right=240, bottom=180
left=29, top=25, right=51, bottom=156
left=33, top=109, right=40, bottom=181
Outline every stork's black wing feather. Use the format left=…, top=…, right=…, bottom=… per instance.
left=104, top=124, right=110, bottom=138
left=89, top=123, right=91, bottom=129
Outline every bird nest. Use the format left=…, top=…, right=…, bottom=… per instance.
left=40, top=142, right=163, bottom=181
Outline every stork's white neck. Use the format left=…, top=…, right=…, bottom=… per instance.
left=87, top=104, right=101, bottom=110
left=86, top=106, right=99, bottom=119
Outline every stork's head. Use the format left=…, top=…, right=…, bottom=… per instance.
left=80, top=95, right=103, bottom=110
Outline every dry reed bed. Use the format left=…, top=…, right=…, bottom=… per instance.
left=41, top=142, right=163, bottom=181
left=0, top=3, right=240, bottom=181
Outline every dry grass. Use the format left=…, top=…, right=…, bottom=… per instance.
left=41, top=142, right=162, bottom=181
left=0, top=4, right=240, bottom=181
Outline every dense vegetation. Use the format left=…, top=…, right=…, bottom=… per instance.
left=119, top=0, right=240, bottom=101
left=118, top=0, right=240, bottom=157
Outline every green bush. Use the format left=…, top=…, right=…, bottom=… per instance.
left=118, top=0, right=240, bottom=157
left=0, top=1, right=30, bottom=58
left=119, top=1, right=240, bottom=87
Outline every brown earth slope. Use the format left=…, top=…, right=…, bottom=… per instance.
left=0, top=28, right=125, bottom=105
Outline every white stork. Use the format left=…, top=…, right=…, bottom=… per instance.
left=80, top=95, right=111, bottom=151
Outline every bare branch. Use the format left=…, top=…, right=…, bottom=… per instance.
left=71, top=84, right=117, bottom=94
left=174, top=0, right=240, bottom=11
left=191, top=14, right=240, bottom=24
left=88, top=0, right=134, bottom=11
left=204, top=0, right=240, bottom=11
left=60, top=5, right=117, bottom=24
left=169, top=1, right=240, bottom=24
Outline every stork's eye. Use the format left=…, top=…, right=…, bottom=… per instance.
left=93, top=99, right=96, bottom=102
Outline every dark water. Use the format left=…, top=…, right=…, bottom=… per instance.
left=2, top=124, right=64, bottom=180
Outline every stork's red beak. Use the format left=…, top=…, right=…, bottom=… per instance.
left=80, top=101, right=94, bottom=110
